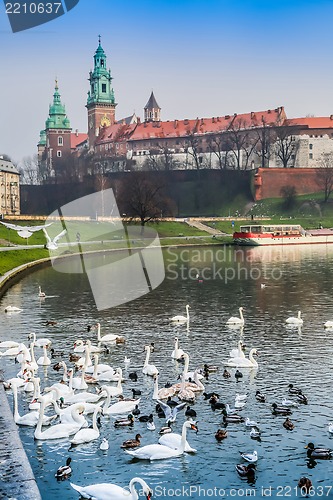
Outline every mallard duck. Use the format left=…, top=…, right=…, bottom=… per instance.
left=255, top=390, right=266, bottom=403
left=203, top=364, right=218, bottom=373
left=210, top=396, right=225, bottom=411
left=159, top=423, right=172, bottom=434
left=223, top=369, right=231, bottom=378
left=239, top=450, right=258, bottom=463
left=305, top=442, right=332, bottom=459
left=46, top=320, right=57, bottom=326
left=272, top=403, right=292, bottom=416
left=120, top=433, right=142, bottom=449
left=298, top=477, right=313, bottom=493
left=114, top=414, right=135, bottom=427
left=215, top=429, right=228, bottom=441
left=203, top=392, right=220, bottom=400
left=115, top=336, right=126, bottom=344
left=235, top=463, right=256, bottom=477
left=138, top=413, right=154, bottom=423
left=297, top=393, right=308, bottom=405
left=69, top=353, right=81, bottom=363
left=185, top=406, right=197, bottom=418
left=283, top=417, right=294, bottom=431
left=222, top=410, right=244, bottom=423
left=288, top=383, right=302, bottom=395
left=131, top=388, right=142, bottom=397
left=55, top=457, right=72, bottom=480
left=50, top=348, right=64, bottom=359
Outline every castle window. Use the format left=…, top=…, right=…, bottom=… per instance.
left=58, top=136, right=63, bottom=146
left=309, top=143, right=313, bottom=150
left=101, top=59, right=104, bottom=67
left=102, top=84, right=106, bottom=93
left=57, top=151, right=62, bottom=157
left=309, top=153, right=313, bottom=160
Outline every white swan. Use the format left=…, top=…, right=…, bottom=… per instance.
left=0, top=341, right=19, bottom=348
left=170, top=304, right=190, bottom=323
left=142, top=345, right=158, bottom=376
left=38, top=286, right=46, bottom=298
left=229, top=340, right=246, bottom=359
left=34, top=397, right=86, bottom=440
left=36, top=344, right=51, bottom=366
left=85, top=354, right=114, bottom=375
left=9, top=381, right=56, bottom=427
left=70, top=477, right=152, bottom=500
left=152, top=374, right=176, bottom=400
left=225, top=348, right=258, bottom=368
left=159, top=420, right=198, bottom=452
left=171, top=337, right=185, bottom=360
left=324, top=321, right=333, bottom=329
left=103, top=397, right=141, bottom=416
left=70, top=404, right=103, bottom=445
left=97, top=366, right=122, bottom=382
left=64, top=387, right=106, bottom=405
left=95, top=322, right=123, bottom=343
left=286, top=311, right=303, bottom=325
left=4, top=306, right=23, bottom=313
left=226, top=307, right=245, bottom=326
left=125, top=420, right=197, bottom=460
left=99, top=373, right=123, bottom=398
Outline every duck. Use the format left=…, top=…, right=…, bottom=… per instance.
left=215, top=429, right=228, bottom=441
left=298, top=477, right=313, bottom=494
left=226, top=307, right=244, bottom=326
left=138, top=413, right=154, bottom=423
left=185, top=406, right=197, bottom=418
left=69, top=404, right=103, bottom=445
left=114, top=414, right=135, bottom=427
left=125, top=420, right=197, bottom=460
left=132, top=405, right=140, bottom=416
left=239, top=450, right=258, bottom=463
left=210, top=398, right=226, bottom=411
left=283, top=417, right=294, bottom=431
left=131, top=388, right=142, bottom=397
left=129, top=371, right=138, bottom=382
left=255, top=390, right=266, bottom=403
left=223, top=369, right=231, bottom=378
left=222, top=410, right=244, bottom=424
left=288, top=383, right=303, bottom=395
left=49, top=348, right=64, bottom=359
left=286, top=310, right=303, bottom=325
left=171, top=337, right=185, bottom=360
left=70, top=477, right=152, bottom=500
left=235, top=463, right=256, bottom=478
left=203, top=392, right=220, bottom=400
left=121, top=434, right=142, bottom=449
left=305, top=442, right=332, bottom=459
left=272, top=403, right=292, bottom=416
left=170, top=304, right=190, bottom=323
left=142, top=345, right=159, bottom=376
left=45, top=320, right=57, bottom=326
left=235, top=369, right=243, bottom=380
left=55, top=457, right=72, bottom=480
left=100, top=438, right=109, bottom=450
left=158, top=420, right=198, bottom=453
left=203, top=363, right=219, bottom=373
left=297, top=393, right=308, bottom=405
left=159, top=423, right=172, bottom=434
left=147, top=419, right=155, bottom=431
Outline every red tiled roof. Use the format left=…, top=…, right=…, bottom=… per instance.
left=71, top=133, right=88, bottom=149
left=288, top=117, right=333, bottom=129
left=97, top=123, right=137, bottom=144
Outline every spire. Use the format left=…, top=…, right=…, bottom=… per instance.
left=144, top=91, right=161, bottom=122
left=45, top=80, right=71, bottom=130
left=87, top=37, right=115, bottom=106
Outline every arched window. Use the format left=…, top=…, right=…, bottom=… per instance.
left=58, top=136, right=63, bottom=146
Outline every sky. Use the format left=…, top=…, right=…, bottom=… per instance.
left=1, top=0, right=333, bottom=164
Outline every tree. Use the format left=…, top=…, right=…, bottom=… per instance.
left=19, top=155, right=39, bottom=184
left=317, top=153, right=333, bottom=202
left=117, top=172, right=175, bottom=228
left=206, top=133, right=233, bottom=169
left=184, top=131, right=203, bottom=173
left=280, top=185, right=297, bottom=210
left=274, top=122, right=300, bottom=168
left=253, top=123, right=276, bottom=168
left=226, top=117, right=259, bottom=170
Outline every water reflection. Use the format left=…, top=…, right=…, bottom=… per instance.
left=1, top=245, right=333, bottom=498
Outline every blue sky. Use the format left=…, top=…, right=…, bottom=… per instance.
left=1, top=0, right=333, bottom=163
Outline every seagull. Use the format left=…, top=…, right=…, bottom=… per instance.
left=0, top=221, right=52, bottom=238
left=240, top=450, right=258, bottom=463
left=99, top=438, right=109, bottom=450
left=43, top=227, right=67, bottom=250
left=156, top=399, right=186, bottom=423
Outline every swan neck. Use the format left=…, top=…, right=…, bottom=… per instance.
left=12, top=384, right=20, bottom=419
left=129, top=478, right=147, bottom=500
left=144, top=347, right=151, bottom=367
left=96, top=324, right=101, bottom=341
left=152, top=376, right=158, bottom=399
left=180, top=422, right=188, bottom=451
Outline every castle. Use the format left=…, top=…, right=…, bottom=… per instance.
left=37, top=38, right=333, bottom=199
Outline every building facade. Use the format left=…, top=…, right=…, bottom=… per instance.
left=0, top=157, right=20, bottom=216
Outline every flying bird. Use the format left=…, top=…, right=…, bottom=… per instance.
left=43, top=227, right=67, bottom=250
left=0, top=221, right=53, bottom=239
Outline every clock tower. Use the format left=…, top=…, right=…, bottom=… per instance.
left=86, top=36, right=116, bottom=150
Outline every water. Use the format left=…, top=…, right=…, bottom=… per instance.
left=1, top=244, right=333, bottom=499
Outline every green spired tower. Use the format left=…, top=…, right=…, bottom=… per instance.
left=87, top=36, right=116, bottom=149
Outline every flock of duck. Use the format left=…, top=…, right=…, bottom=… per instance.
left=1, top=296, right=333, bottom=499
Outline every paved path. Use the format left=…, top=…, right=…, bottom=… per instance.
left=185, top=219, right=228, bottom=236
left=0, top=380, right=41, bottom=499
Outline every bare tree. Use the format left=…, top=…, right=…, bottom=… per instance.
left=317, top=153, right=333, bottom=202
left=118, top=172, right=175, bottom=228
left=19, top=155, right=39, bottom=184
left=274, top=122, right=300, bottom=168
left=184, top=131, right=203, bottom=173
left=206, top=133, right=233, bottom=169
left=226, top=117, right=259, bottom=170
left=253, top=123, right=276, bottom=168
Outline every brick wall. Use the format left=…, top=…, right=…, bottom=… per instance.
left=254, top=168, right=323, bottom=200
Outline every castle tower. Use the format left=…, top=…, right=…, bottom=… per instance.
left=41, top=80, right=72, bottom=175
left=144, top=91, right=161, bottom=122
left=86, top=36, right=116, bottom=149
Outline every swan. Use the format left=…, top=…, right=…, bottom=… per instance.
left=38, top=286, right=46, bottom=298
left=70, top=404, right=103, bottom=445
left=100, top=374, right=123, bottom=398
left=142, top=345, right=158, bottom=376
left=27, top=343, right=38, bottom=372
left=34, top=397, right=86, bottom=440
left=4, top=305, right=23, bottom=313
left=0, top=341, right=20, bottom=348
left=85, top=354, right=114, bottom=375
left=226, top=307, right=245, bottom=326
left=152, top=374, right=176, bottom=400
left=170, top=304, right=190, bottom=323
left=158, top=419, right=198, bottom=452
left=95, top=322, right=123, bottom=343
left=225, top=348, right=258, bottom=368
left=9, top=381, right=57, bottom=427
left=286, top=311, right=303, bottom=325
left=70, top=477, right=152, bottom=500
left=125, top=420, right=197, bottom=460
left=72, top=366, right=89, bottom=391
left=103, top=397, right=141, bottom=415
left=64, top=387, right=106, bottom=405
left=324, top=321, right=333, bottom=328
left=36, top=344, right=51, bottom=366
left=96, top=366, right=122, bottom=382
left=229, top=340, right=246, bottom=359
left=171, top=337, right=185, bottom=360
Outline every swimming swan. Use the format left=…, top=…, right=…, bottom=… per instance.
left=225, top=348, right=258, bottom=368
left=226, top=307, right=245, bottom=326
left=95, top=322, right=123, bottom=343
left=70, top=477, right=152, bottom=500
left=142, top=345, right=158, bottom=376
left=70, top=404, right=103, bottom=445
left=286, top=311, right=303, bottom=325
left=158, top=419, right=198, bottom=452
left=170, top=304, right=190, bottom=323
left=171, top=337, right=185, bottom=360
left=34, top=397, right=86, bottom=440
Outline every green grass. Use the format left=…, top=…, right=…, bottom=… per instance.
left=0, top=249, right=49, bottom=276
